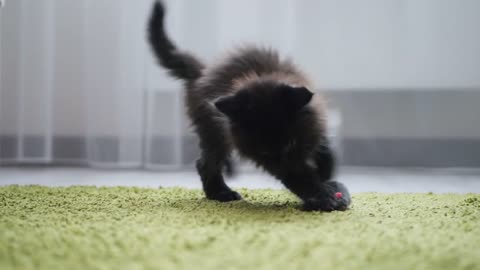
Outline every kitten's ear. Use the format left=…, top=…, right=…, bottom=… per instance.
left=214, top=96, right=239, bottom=118
left=287, top=86, right=314, bottom=110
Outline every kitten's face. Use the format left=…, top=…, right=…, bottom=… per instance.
left=214, top=83, right=313, bottom=161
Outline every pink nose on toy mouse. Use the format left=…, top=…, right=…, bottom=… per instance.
left=335, top=192, right=343, bottom=199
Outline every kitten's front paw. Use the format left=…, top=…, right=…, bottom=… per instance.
left=302, top=181, right=351, bottom=212
left=302, top=196, right=348, bottom=212
left=207, top=190, right=242, bottom=202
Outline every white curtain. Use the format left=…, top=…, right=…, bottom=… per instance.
left=1, top=0, right=479, bottom=168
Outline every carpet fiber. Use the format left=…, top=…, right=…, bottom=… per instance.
left=1, top=186, right=479, bottom=270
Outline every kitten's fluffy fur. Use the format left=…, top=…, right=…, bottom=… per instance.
left=148, top=1, right=351, bottom=211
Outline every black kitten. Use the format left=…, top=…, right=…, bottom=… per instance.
left=147, top=1, right=351, bottom=211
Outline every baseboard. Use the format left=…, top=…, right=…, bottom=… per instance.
left=2, top=135, right=480, bottom=168
left=342, top=138, right=480, bottom=167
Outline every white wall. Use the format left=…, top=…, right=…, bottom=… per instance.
left=1, top=0, right=480, bottom=136
left=295, top=0, right=480, bottom=89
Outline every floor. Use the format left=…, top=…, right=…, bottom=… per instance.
left=1, top=166, right=480, bottom=193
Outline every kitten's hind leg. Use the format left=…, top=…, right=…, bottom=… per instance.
left=196, top=155, right=241, bottom=202
left=194, top=120, right=241, bottom=202
left=223, top=157, right=236, bottom=178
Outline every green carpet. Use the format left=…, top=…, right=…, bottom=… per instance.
left=1, top=186, right=479, bottom=270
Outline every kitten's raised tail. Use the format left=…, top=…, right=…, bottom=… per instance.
left=148, top=1, right=204, bottom=83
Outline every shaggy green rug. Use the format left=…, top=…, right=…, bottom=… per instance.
left=0, top=186, right=479, bottom=270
